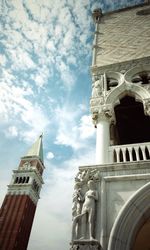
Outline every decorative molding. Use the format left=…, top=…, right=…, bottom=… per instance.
left=70, top=240, right=101, bottom=250
left=75, top=169, right=100, bottom=185
left=91, top=57, right=150, bottom=76
left=91, top=65, right=150, bottom=123
left=7, top=186, right=39, bottom=205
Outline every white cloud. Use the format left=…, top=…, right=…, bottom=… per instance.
left=1, top=0, right=95, bottom=90
left=79, top=115, right=95, bottom=139
left=46, top=151, right=54, bottom=160
left=0, top=82, right=49, bottom=143
left=0, top=54, right=7, bottom=66
left=9, top=48, right=36, bottom=70
left=20, top=105, right=50, bottom=143
left=55, top=105, right=95, bottom=150
left=6, top=126, right=18, bottom=137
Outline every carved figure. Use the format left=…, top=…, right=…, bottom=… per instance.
left=88, top=169, right=100, bottom=181
left=72, top=180, right=98, bottom=241
left=22, top=161, right=31, bottom=169
left=75, top=170, right=90, bottom=184
left=72, top=183, right=84, bottom=218
left=92, top=75, right=103, bottom=98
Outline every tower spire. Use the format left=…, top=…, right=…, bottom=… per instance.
left=25, top=134, right=44, bottom=163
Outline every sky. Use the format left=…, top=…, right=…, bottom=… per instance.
left=0, top=0, right=145, bottom=249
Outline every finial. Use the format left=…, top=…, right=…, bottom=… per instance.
left=39, top=133, right=43, bottom=138
left=92, top=8, right=103, bottom=23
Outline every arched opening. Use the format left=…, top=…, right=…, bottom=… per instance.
left=114, top=96, right=150, bottom=145
left=125, top=148, right=130, bottom=161
left=119, top=149, right=123, bottom=162
left=108, top=182, right=150, bottom=250
left=113, top=150, right=117, bottom=162
left=138, top=147, right=143, bottom=160
left=145, top=147, right=150, bottom=160
left=132, top=148, right=136, bottom=161
left=26, top=176, right=29, bottom=183
left=132, top=218, right=150, bottom=250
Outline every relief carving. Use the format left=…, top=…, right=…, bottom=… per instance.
left=143, top=98, right=150, bottom=116
left=75, top=169, right=100, bottom=184
left=22, top=161, right=31, bottom=169
left=72, top=179, right=99, bottom=241
left=92, top=75, right=104, bottom=98
left=70, top=244, right=101, bottom=250
left=72, top=182, right=84, bottom=219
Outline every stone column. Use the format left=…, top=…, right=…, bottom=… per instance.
left=96, top=111, right=112, bottom=164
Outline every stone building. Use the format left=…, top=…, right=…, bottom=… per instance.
left=71, top=2, right=150, bottom=250
left=0, top=135, right=44, bottom=250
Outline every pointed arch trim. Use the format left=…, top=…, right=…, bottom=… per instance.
left=108, top=182, right=150, bottom=250
left=105, top=83, right=150, bottom=106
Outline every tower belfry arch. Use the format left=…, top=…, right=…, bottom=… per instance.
left=70, top=2, right=150, bottom=250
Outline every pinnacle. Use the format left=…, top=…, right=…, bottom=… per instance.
left=24, top=135, right=44, bottom=163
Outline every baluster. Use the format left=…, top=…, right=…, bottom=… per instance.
left=135, top=148, right=140, bottom=161
left=128, top=147, right=133, bottom=162
left=116, top=148, right=120, bottom=163
left=122, top=148, right=126, bottom=162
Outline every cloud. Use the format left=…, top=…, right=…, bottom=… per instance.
left=0, top=82, right=49, bottom=143
left=54, top=105, right=95, bottom=150
left=46, top=151, right=54, bottom=160
left=1, top=0, right=97, bottom=91
left=6, top=126, right=18, bottom=137
left=0, top=54, right=7, bottom=67
left=79, top=115, right=95, bottom=139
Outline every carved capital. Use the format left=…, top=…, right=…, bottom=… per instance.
left=91, top=105, right=115, bottom=127
left=98, top=105, right=115, bottom=123
left=70, top=240, right=101, bottom=250
left=90, top=96, right=105, bottom=108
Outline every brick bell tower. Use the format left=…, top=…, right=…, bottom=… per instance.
left=0, top=135, right=45, bottom=250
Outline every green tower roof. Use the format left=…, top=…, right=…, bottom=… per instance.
left=25, top=134, right=44, bottom=163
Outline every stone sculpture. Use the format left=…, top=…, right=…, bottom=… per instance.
left=92, top=75, right=104, bottom=98
left=72, top=182, right=84, bottom=218
left=72, top=180, right=98, bottom=241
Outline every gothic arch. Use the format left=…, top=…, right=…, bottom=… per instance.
left=105, top=82, right=150, bottom=107
left=108, top=182, right=150, bottom=250
left=124, top=65, right=150, bottom=83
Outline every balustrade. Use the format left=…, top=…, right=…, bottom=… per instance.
left=109, top=142, right=150, bottom=163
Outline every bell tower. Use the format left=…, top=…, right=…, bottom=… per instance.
left=71, top=2, right=150, bottom=250
left=0, top=135, right=44, bottom=250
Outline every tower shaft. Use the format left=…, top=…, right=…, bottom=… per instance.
left=0, top=195, right=36, bottom=250
left=0, top=135, right=44, bottom=250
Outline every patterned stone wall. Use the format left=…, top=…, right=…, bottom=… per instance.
left=94, top=5, right=150, bottom=68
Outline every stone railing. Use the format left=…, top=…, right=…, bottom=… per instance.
left=109, top=142, right=150, bottom=163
